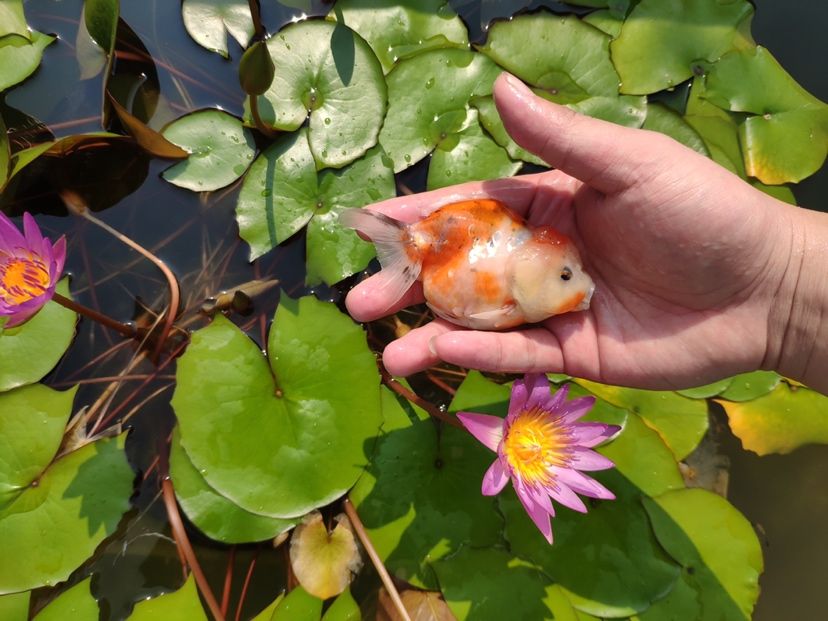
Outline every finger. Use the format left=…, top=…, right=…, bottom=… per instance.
left=431, top=328, right=565, bottom=373
left=382, top=319, right=459, bottom=376
left=346, top=278, right=425, bottom=322
left=494, top=73, right=660, bottom=194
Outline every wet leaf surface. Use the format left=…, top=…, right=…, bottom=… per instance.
left=127, top=574, right=207, bottom=621
left=612, top=0, right=754, bottom=94
left=252, top=20, right=386, bottom=169
left=162, top=109, right=255, bottom=191
left=717, top=370, right=781, bottom=402
left=0, top=31, right=55, bottom=92
left=329, top=0, right=469, bottom=73
left=0, top=435, right=132, bottom=594
left=379, top=49, right=501, bottom=172
left=471, top=95, right=548, bottom=166
left=676, top=377, right=734, bottom=399
left=237, top=130, right=394, bottom=283
left=0, top=279, right=77, bottom=393
left=33, top=578, right=97, bottom=621
left=717, top=382, right=828, bottom=455
left=172, top=296, right=382, bottom=518
left=349, top=386, right=503, bottom=589
left=169, top=427, right=297, bottom=543
left=426, top=110, right=520, bottom=190
left=0, top=591, right=28, bottom=621
left=642, top=489, right=763, bottom=621
left=181, top=0, right=253, bottom=58
left=642, top=103, right=709, bottom=155
left=289, top=511, right=361, bottom=599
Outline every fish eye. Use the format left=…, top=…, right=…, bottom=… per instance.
left=560, top=267, right=573, bottom=281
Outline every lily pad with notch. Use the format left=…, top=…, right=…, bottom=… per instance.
left=181, top=0, right=253, bottom=59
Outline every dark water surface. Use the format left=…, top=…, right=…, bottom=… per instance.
left=3, top=1, right=827, bottom=619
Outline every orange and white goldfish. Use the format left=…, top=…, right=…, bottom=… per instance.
left=341, top=199, right=594, bottom=330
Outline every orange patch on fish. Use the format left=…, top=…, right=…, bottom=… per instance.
left=473, top=270, right=503, bottom=302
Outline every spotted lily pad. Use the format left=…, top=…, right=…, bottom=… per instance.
left=702, top=46, right=828, bottom=184
left=717, top=383, right=828, bottom=455
left=128, top=575, right=207, bottom=621
left=0, top=435, right=132, bottom=594
left=349, top=386, right=503, bottom=589
left=181, top=0, right=253, bottom=58
left=169, top=427, right=297, bottom=543
left=250, top=20, right=386, bottom=169
left=642, top=489, right=762, bottom=621
left=328, top=0, right=469, bottom=73
left=172, top=296, right=382, bottom=519
left=611, top=0, right=754, bottom=95
left=161, top=109, right=256, bottom=191
left=33, top=578, right=97, bottom=621
left=642, top=103, right=708, bottom=155
left=0, top=279, right=77, bottom=393
left=427, top=110, right=521, bottom=190
left=0, top=30, right=55, bottom=92
left=379, top=49, right=501, bottom=172
left=236, top=129, right=395, bottom=284
left=479, top=12, right=646, bottom=128
left=575, top=379, right=709, bottom=460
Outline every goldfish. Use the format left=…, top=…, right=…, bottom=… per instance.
left=341, top=198, right=594, bottom=330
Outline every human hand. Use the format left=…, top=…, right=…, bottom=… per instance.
left=346, top=73, right=808, bottom=390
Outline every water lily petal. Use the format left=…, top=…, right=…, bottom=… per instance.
left=570, top=422, right=622, bottom=447
left=50, top=236, right=66, bottom=277
left=546, top=382, right=569, bottom=411
left=553, top=467, right=615, bottom=500
left=0, top=212, right=25, bottom=248
left=568, top=446, right=616, bottom=471
left=548, top=481, right=587, bottom=514
left=523, top=373, right=554, bottom=411
left=22, top=212, right=44, bottom=248
left=515, top=477, right=553, bottom=543
left=556, top=396, right=597, bottom=424
left=481, top=458, right=509, bottom=496
left=457, top=411, right=504, bottom=452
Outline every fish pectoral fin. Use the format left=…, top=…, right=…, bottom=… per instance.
left=429, top=302, right=519, bottom=330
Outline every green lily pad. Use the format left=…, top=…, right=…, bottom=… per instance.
left=34, top=578, right=97, bottom=621
left=0, top=0, right=29, bottom=42
left=717, top=370, right=780, bottom=402
left=161, top=109, right=256, bottom=191
left=642, top=489, right=762, bottom=621
left=717, top=383, right=828, bottom=456
left=321, top=589, right=360, bottom=621
left=169, top=427, right=297, bottom=543
left=173, top=297, right=382, bottom=519
left=677, top=377, right=733, bottom=399
left=565, top=0, right=629, bottom=15
left=642, top=103, right=708, bottom=155
left=181, top=0, right=253, bottom=58
left=752, top=181, right=796, bottom=205
left=448, top=369, right=510, bottom=415
left=0, top=279, right=77, bottom=393
left=251, top=594, right=285, bottom=621
left=236, top=129, right=395, bottom=283
left=0, top=591, right=28, bottom=621
left=582, top=9, right=624, bottom=38
left=575, top=379, right=709, bottom=460
left=349, top=386, right=503, bottom=589
left=250, top=20, right=386, bottom=169
left=271, top=586, right=323, bottom=621
left=427, top=110, right=520, bottom=190
left=471, top=95, right=547, bottom=167
left=702, top=46, right=828, bottom=184
left=611, top=0, right=754, bottom=95
left=0, top=114, right=9, bottom=186
left=0, top=384, right=76, bottom=505
left=328, top=0, right=469, bottom=73
left=0, top=435, right=132, bottom=594
left=432, top=547, right=559, bottom=620
left=378, top=49, right=501, bottom=172
left=127, top=575, right=207, bottom=621
left=0, top=30, right=55, bottom=92
left=75, top=5, right=107, bottom=79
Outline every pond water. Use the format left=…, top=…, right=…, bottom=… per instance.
left=2, top=1, right=827, bottom=619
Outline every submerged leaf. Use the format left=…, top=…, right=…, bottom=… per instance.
left=717, top=383, right=828, bottom=455
left=0, top=279, right=77, bottom=393
left=611, top=0, right=754, bottom=94
left=181, top=0, right=253, bottom=58
left=0, top=31, right=55, bottom=92
left=290, top=511, right=361, bottom=600
left=127, top=574, right=207, bottom=621
left=162, top=109, right=255, bottom=191
left=108, top=95, right=188, bottom=159
left=33, top=578, right=97, bottom=621
left=328, top=0, right=469, bottom=73
left=172, top=297, right=382, bottom=519
left=642, top=489, right=762, bottom=621
left=250, top=20, right=386, bottom=169
left=0, top=435, right=132, bottom=594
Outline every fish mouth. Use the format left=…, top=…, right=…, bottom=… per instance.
left=576, top=283, right=595, bottom=311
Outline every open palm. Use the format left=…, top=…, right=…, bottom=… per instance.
left=346, top=74, right=797, bottom=389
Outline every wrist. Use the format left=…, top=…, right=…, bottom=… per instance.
left=764, top=204, right=828, bottom=393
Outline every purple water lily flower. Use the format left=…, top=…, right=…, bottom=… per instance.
left=0, top=212, right=66, bottom=327
left=457, top=374, right=621, bottom=544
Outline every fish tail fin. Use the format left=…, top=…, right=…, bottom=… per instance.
left=340, top=208, right=421, bottom=305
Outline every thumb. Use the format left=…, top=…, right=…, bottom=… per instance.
left=493, top=73, right=656, bottom=194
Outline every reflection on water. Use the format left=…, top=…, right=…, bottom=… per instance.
left=3, top=0, right=827, bottom=619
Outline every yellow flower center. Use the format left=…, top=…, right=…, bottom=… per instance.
left=0, top=254, right=51, bottom=304
left=502, top=408, right=569, bottom=487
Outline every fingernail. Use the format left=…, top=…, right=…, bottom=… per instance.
left=428, top=336, right=438, bottom=356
